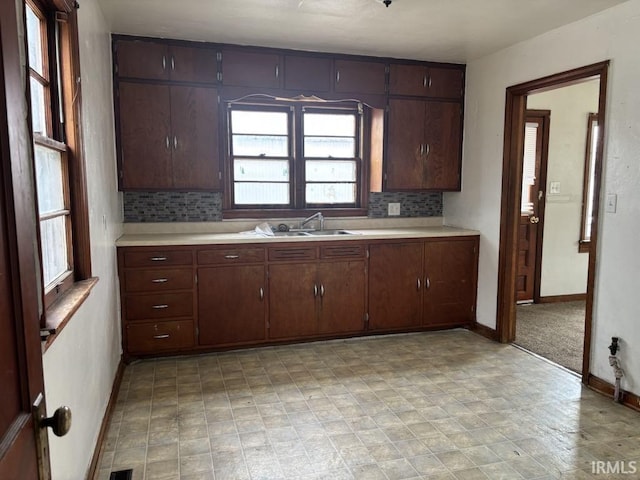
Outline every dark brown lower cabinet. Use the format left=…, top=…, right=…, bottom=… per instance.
left=268, top=262, right=318, bottom=339
left=423, top=239, right=478, bottom=326
left=368, top=242, right=423, bottom=331
left=197, top=265, right=266, bottom=346
left=369, top=238, right=478, bottom=330
left=118, top=236, right=478, bottom=358
left=317, top=260, right=366, bottom=335
left=268, top=256, right=367, bottom=339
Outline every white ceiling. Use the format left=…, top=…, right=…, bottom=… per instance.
left=100, top=0, right=627, bottom=63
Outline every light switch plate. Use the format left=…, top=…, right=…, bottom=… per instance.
left=606, top=193, right=617, bottom=213
left=388, top=202, right=401, bottom=216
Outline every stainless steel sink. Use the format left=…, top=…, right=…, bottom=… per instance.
left=272, top=229, right=356, bottom=237
left=305, top=229, right=356, bottom=236
left=272, top=231, right=311, bottom=237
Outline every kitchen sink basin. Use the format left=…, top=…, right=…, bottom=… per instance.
left=305, top=229, right=356, bottom=236
left=272, top=231, right=311, bottom=237
left=271, top=229, right=357, bottom=237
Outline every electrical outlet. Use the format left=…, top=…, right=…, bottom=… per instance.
left=549, top=181, right=561, bottom=194
left=388, top=202, right=401, bottom=216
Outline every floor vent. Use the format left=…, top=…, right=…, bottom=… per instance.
left=110, top=470, right=133, bottom=480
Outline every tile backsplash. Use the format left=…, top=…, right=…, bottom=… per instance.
left=123, top=191, right=442, bottom=222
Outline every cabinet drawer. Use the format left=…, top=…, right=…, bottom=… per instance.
left=269, top=246, right=317, bottom=261
left=123, top=249, right=193, bottom=268
left=198, top=248, right=265, bottom=265
left=320, top=244, right=366, bottom=259
left=127, top=320, right=194, bottom=353
left=125, top=292, right=193, bottom=320
left=124, top=268, right=193, bottom=293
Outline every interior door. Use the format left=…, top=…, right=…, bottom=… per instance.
left=516, top=112, right=548, bottom=302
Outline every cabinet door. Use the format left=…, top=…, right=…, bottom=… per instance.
left=284, top=55, right=332, bottom=93
left=222, top=50, right=281, bottom=89
left=385, top=99, right=425, bottom=190
left=368, top=243, right=423, bottom=330
left=423, top=239, right=478, bottom=326
left=388, top=64, right=428, bottom=96
left=115, top=39, right=169, bottom=80
left=317, top=260, right=366, bottom=335
left=334, top=59, right=386, bottom=95
left=426, top=67, right=464, bottom=99
left=118, top=82, right=172, bottom=189
left=169, top=45, right=218, bottom=84
left=170, top=86, right=220, bottom=190
left=197, top=265, right=266, bottom=346
left=268, top=263, right=318, bottom=339
left=424, top=101, right=462, bottom=190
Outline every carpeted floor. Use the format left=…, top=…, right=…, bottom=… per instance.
left=515, top=301, right=585, bottom=373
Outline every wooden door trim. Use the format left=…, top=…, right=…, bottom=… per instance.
left=496, top=61, right=609, bottom=384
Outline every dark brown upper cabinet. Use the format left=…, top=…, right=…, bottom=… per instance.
left=284, top=55, right=332, bottom=93
left=117, top=82, right=220, bottom=190
left=221, top=50, right=282, bottom=89
left=386, top=98, right=462, bottom=191
left=389, top=64, right=464, bottom=99
left=115, top=39, right=218, bottom=84
left=334, top=59, right=387, bottom=95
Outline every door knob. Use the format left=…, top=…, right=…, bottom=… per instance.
left=529, top=216, right=540, bottom=224
left=42, top=406, right=72, bottom=437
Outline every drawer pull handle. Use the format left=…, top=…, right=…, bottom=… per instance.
left=152, top=304, right=169, bottom=309
left=153, top=334, right=170, bottom=339
left=417, top=278, right=421, bottom=290
left=150, top=256, right=167, bottom=261
left=152, top=278, right=168, bottom=283
left=224, top=254, right=240, bottom=259
left=259, top=287, right=264, bottom=300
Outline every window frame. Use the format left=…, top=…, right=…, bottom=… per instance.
left=301, top=106, right=362, bottom=209
left=25, top=0, right=93, bottom=333
left=223, top=99, right=369, bottom=218
left=579, top=112, right=598, bottom=253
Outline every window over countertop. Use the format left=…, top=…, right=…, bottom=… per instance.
left=223, top=100, right=369, bottom=217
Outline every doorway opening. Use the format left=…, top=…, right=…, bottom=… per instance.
left=496, top=62, right=609, bottom=382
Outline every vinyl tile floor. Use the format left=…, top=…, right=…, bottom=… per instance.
left=95, top=330, right=640, bottom=480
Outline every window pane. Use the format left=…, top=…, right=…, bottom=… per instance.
left=40, top=216, right=69, bottom=287
left=34, top=144, right=65, bottom=215
left=232, top=134, right=288, bottom=157
left=231, top=110, right=288, bottom=135
left=521, top=122, right=538, bottom=215
left=26, top=5, right=44, bottom=76
left=306, top=160, right=356, bottom=182
left=235, top=183, right=289, bottom=205
left=30, top=77, right=47, bottom=135
left=304, top=137, right=355, bottom=158
left=234, top=159, right=289, bottom=182
left=304, top=113, right=355, bottom=136
left=306, top=183, right=356, bottom=204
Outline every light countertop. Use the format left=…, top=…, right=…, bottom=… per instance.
left=116, top=224, right=479, bottom=247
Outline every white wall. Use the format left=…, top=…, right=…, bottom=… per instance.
left=41, top=0, right=123, bottom=478
left=527, top=80, right=599, bottom=297
left=445, top=0, right=640, bottom=395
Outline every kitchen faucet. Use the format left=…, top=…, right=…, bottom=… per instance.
left=299, top=212, right=324, bottom=231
